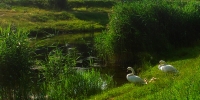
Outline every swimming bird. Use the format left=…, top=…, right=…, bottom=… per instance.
left=158, top=60, right=178, bottom=73
left=126, top=67, right=147, bottom=84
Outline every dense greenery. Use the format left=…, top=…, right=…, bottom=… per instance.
left=95, top=0, right=200, bottom=66
left=0, top=26, right=34, bottom=99
left=40, top=49, right=114, bottom=99
left=0, top=26, right=114, bottom=99
left=89, top=45, right=200, bottom=100
left=1, top=0, right=200, bottom=99
left=0, top=0, right=113, bottom=37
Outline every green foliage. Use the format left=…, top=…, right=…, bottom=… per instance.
left=0, top=26, right=35, bottom=99
left=89, top=45, right=200, bottom=100
left=94, top=31, right=115, bottom=63
left=0, top=2, right=12, bottom=9
left=0, top=26, right=114, bottom=99
left=95, top=0, right=200, bottom=66
left=41, top=48, right=114, bottom=99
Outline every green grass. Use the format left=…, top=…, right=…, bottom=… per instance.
left=37, top=48, right=114, bottom=100
left=0, top=3, right=112, bottom=37
left=1, top=0, right=200, bottom=99
left=88, top=45, right=200, bottom=100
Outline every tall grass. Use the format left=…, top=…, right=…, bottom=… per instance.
left=0, top=26, right=114, bottom=99
left=95, top=0, right=200, bottom=66
left=41, top=48, right=114, bottom=99
left=0, top=26, right=35, bottom=99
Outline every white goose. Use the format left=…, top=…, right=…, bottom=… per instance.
left=126, top=67, right=147, bottom=84
left=158, top=60, right=178, bottom=73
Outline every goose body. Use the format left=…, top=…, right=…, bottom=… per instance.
left=158, top=60, right=178, bottom=73
left=126, top=67, right=147, bottom=84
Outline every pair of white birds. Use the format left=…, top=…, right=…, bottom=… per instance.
left=126, top=60, right=178, bottom=84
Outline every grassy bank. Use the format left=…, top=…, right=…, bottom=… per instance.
left=91, top=0, right=200, bottom=99
left=1, top=0, right=200, bottom=99
left=89, top=45, right=200, bottom=100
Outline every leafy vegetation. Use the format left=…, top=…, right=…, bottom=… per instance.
left=1, top=0, right=200, bottom=99
left=40, top=49, right=114, bottom=100
left=0, top=26, right=114, bottom=99
left=95, top=0, right=200, bottom=66
left=0, top=0, right=114, bottom=37
left=0, top=26, right=35, bottom=99
left=0, top=0, right=115, bottom=99
left=89, top=45, right=200, bottom=100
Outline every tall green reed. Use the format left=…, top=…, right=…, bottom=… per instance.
left=0, top=25, right=115, bottom=99
left=0, top=26, right=35, bottom=99
left=41, top=48, right=114, bottom=99
left=95, top=0, right=200, bottom=66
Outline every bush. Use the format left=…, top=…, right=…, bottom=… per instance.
left=95, top=0, right=200, bottom=66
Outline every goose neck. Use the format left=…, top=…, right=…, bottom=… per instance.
left=130, top=68, right=135, bottom=75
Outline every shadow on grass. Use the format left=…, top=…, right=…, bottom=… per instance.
left=72, top=10, right=109, bottom=26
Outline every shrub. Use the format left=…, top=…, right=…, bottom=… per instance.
left=95, top=0, right=200, bottom=66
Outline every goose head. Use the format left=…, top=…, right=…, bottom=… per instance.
left=159, top=60, right=166, bottom=65
left=127, top=67, right=135, bottom=75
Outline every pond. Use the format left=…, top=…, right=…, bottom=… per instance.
left=0, top=31, right=131, bottom=99
left=33, top=32, right=129, bottom=87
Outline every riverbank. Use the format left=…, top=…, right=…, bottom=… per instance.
left=89, top=44, right=200, bottom=100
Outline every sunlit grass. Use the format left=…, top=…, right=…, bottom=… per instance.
left=72, top=7, right=112, bottom=12
left=0, top=5, right=110, bottom=36
left=89, top=45, right=200, bottom=100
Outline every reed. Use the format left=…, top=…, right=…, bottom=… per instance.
left=0, top=26, right=35, bottom=99
left=95, top=0, right=200, bottom=66
left=0, top=26, right=114, bottom=99
left=41, top=48, right=114, bottom=99
left=89, top=45, right=200, bottom=100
